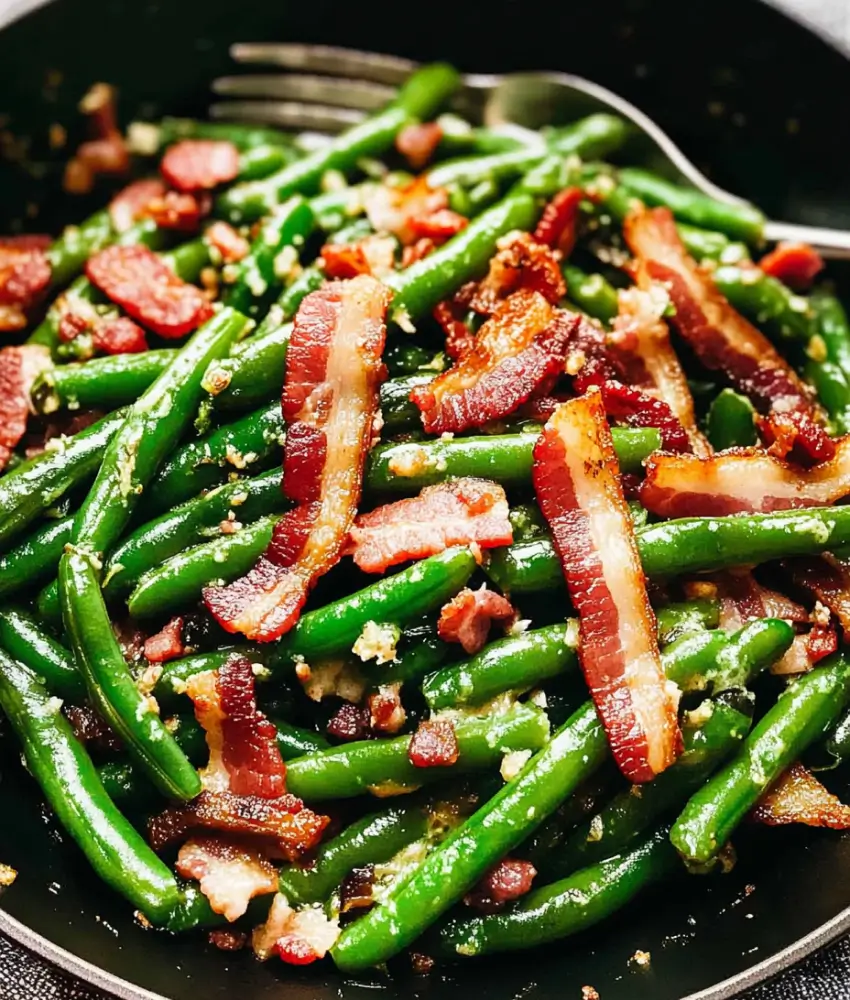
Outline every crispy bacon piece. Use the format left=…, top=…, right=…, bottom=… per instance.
left=176, top=837, right=278, bottom=922
left=395, top=121, right=444, bottom=170
left=786, top=556, right=850, bottom=633
left=438, top=585, right=516, bottom=655
left=610, top=287, right=709, bottom=456
left=368, top=683, right=406, bottom=734
left=339, top=864, right=376, bottom=914
left=0, top=345, right=50, bottom=471
left=63, top=84, right=130, bottom=194
left=161, top=139, right=241, bottom=192
left=594, top=380, right=690, bottom=453
left=346, top=479, right=512, bottom=573
left=108, top=179, right=168, bottom=233
left=758, top=242, right=824, bottom=291
left=149, top=791, right=328, bottom=861
left=639, top=441, right=850, bottom=518
left=402, top=237, right=437, bottom=269
left=64, top=704, right=122, bottom=753
left=365, top=176, right=448, bottom=245
left=188, top=658, right=286, bottom=799
left=758, top=410, right=835, bottom=468
left=0, top=237, right=52, bottom=324
left=320, top=235, right=396, bottom=280
left=206, top=221, right=251, bottom=264
left=624, top=207, right=822, bottom=435
left=752, top=762, right=850, bottom=828
left=408, top=208, right=468, bottom=242
left=86, top=244, right=213, bottom=338
left=534, top=187, right=585, bottom=258
left=209, top=930, right=249, bottom=952
left=464, top=858, right=536, bottom=913
left=408, top=719, right=459, bottom=768
left=144, top=190, right=211, bottom=232
left=433, top=298, right=475, bottom=360
left=469, top=233, right=565, bottom=313
left=143, top=616, right=185, bottom=663
left=411, top=291, right=575, bottom=434
left=252, top=893, right=339, bottom=965
left=711, top=571, right=807, bottom=632
left=326, top=702, right=371, bottom=742
left=92, top=316, right=149, bottom=355
left=806, top=623, right=839, bottom=665
left=204, top=276, right=390, bottom=641
left=533, top=390, right=680, bottom=782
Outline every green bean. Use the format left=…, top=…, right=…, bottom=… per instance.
left=706, top=388, right=757, bottom=450
left=134, top=117, right=297, bottom=152
left=422, top=623, right=579, bottom=711
left=821, top=704, right=850, bottom=770
left=384, top=342, right=444, bottom=378
left=812, top=289, right=850, bottom=379
left=203, top=323, right=291, bottom=412
left=286, top=704, right=550, bottom=801
left=31, top=351, right=173, bottom=415
left=153, top=648, right=270, bottom=708
left=804, top=359, right=850, bottom=437
left=0, top=516, right=71, bottom=598
left=486, top=506, right=850, bottom=594
left=561, top=264, right=619, bottom=323
left=60, top=550, right=202, bottom=801
left=0, top=606, right=84, bottom=701
left=366, top=426, right=660, bottom=494
left=676, top=223, right=749, bottom=264
left=435, top=116, right=533, bottom=156
left=42, top=209, right=115, bottom=292
left=671, top=651, right=850, bottom=863
left=438, top=826, right=675, bottom=958
left=370, top=627, right=452, bottom=688
left=0, top=651, right=181, bottom=923
left=713, top=264, right=815, bottom=343
left=217, top=63, right=461, bottom=223
left=805, top=291, right=850, bottom=435
left=616, top=167, right=765, bottom=244
left=654, top=599, right=721, bottom=644
left=0, top=409, right=126, bottom=547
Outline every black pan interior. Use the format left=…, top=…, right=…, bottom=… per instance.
left=2, top=1, right=850, bottom=998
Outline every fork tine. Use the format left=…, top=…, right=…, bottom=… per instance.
left=212, top=74, right=395, bottom=112
left=209, top=100, right=365, bottom=133
left=229, top=43, right=417, bottom=87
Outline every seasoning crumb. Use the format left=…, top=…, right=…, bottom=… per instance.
left=630, top=949, right=651, bottom=969
left=581, top=987, right=600, bottom=1000
left=0, top=864, right=17, bottom=888
left=410, top=951, right=435, bottom=975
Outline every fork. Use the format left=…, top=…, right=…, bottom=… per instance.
left=211, top=43, right=850, bottom=259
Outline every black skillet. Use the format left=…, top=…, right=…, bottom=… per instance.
left=2, top=0, right=850, bottom=997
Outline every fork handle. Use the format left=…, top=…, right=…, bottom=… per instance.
left=763, top=220, right=850, bottom=260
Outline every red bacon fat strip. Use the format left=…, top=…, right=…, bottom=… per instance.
left=639, top=440, right=850, bottom=518
left=438, top=585, right=516, bottom=655
left=752, top=762, right=850, bottom=828
left=534, top=186, right=585, bottom=258
left=532, top=389, right=680, bottom=782
left=469, top=233, right=565, bottom=313
left=345, top=478, right=512, bottom=573
left=161, top=140, right=240, bottom=192
left=411, top=290, right=576, bottom=434
left=0, top=345, right=50, bottom=471
left=624, top=207, right=829, bottom=461
left=86, top=244, right=214, bottom=338
left=758, top=242, right=824, bottom=291
left=204, top=276, right=390, bottom=641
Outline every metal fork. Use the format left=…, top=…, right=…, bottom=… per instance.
left=212, top=43, right=850, bottom=258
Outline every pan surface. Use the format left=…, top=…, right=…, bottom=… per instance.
left=1, top=0, right=850, bottom=997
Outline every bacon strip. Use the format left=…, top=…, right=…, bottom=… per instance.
left=161, top=140, right=240, bottom=192
left=532, top=389, right=680, bottom=782
left=786, top=556, right=850, bottom=633
left=469, top=233, right=565, bottom=313
left=752, top=762, right=850, bottom=828
left=758, top=243, right=824, bottom=291
left=611, top=287, right=710, bottom=456
left=534, top=186, right=585, bottom=258
left=176, top=837, right=278, bottom=922
left=345, top=478, right=512, bottom=573
left=0, top=238, right=52, bottom=330
left=0, top=345, right=50, bottom=471
left=624, top=207, right=828, bottom=460
left=204, top=276, right=390, bottom=641
left=639, top=442, right=850, bottom=518
left=411, top=291, right=575, bottom=434
left=109, top=179, right=168, bottom=233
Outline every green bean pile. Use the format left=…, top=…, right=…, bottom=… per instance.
left=2, top=62, right=850, bottom=979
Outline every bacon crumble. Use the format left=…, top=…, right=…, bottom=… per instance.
left=752, top=762, right=850, bottom=828
left=176, top=837, right=278, bottom=922
left=161, top=139, right=241, bottom=192
left=437, top=585, right=516, bottom=655
left=395, top=121, right=444, bottom=170
left=469, top=233, right=565, bottom=313
left=205, top=221, right=251, bottom=264
left=463, top=858, right=537, bottom=913
left=143, top=616, right=185, bottom=663
left=534, top=186, right=585, bottom=258
left=408, top=719, right=459, bottom=768
left=0, top=345, right=51, bottom=471
left=758, top=242, right=824, bottom=291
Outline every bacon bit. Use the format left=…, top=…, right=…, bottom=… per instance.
left=711, top=570, right=807, bottom=632
left=0, top=234, right=52, bottom=252
left=610, top=286, right=710, bottom=456
left=144, top=190, right=211, bottom=232
left=368, top=683, right=406, bottom=734
left=752, top=761, right=850, bottom=828
left=806, top=623, right=838, bottom=664
left=639, top=441, right=850, bottom=518
left=346, top=479, right=512, bottom=573
left=92, top=316, right=149, bottom=355
left=463, top=858, right=536, bottom=913
left=161, top=139, right=241, bottom=192
left=593, top=379, right=690, bottom=453
left=411, top=952, right=435, bottom=975
left=395, top=121, right=444, bottom=170
left=0, top=345, right=50, bottom=471
left=252, top=894, right=339, bottom=965
left=86, top=244, right=214, bottom=338
left=411, top=291, right=575, bottom=434
left=533, top=390, right=680, bottom=782
left=758, top=242, right=824, bottom=291
left=408, top=208, right=468, bottom=242
left=339, top=864, right=375, bottom=914
left=205, top=221, right=250, bottom=264
left=108, top=179, right=168, bottom=233
left=204, top=276, right=390, bottom=641
left=438, top=585, right=516, bottom=655
left=433, top=298, right=475, bottom=360
left=176, top=837, right=278, bottom=922
left=143, top=616, right=185, bottom=663
left=365, top=176, right=448, bottom=245
left=321, top=235, right=396, bottom=280
left=408, top=718, right=459, bottom=768
left=786, top=556, right=850, bottom=633
left=64, top=704, right=122, bottom=753
left=470, top=233, right=565, bottom=313
left=188, top=658, right=287, bottom=799
left=63, top=84, right=129, bottom=194
left=758, top=409, right=835, bottom=467
left=209, top=929, right=249, bottom=952
left=326, top=702, right=372, bottom=742
left=624, top=207, right=821, bottom=431
left=402, top=238, right=437, bottom=269
left=0, top=238, right=52, bottom=317
left=534, top=187, right=585, bottom=258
